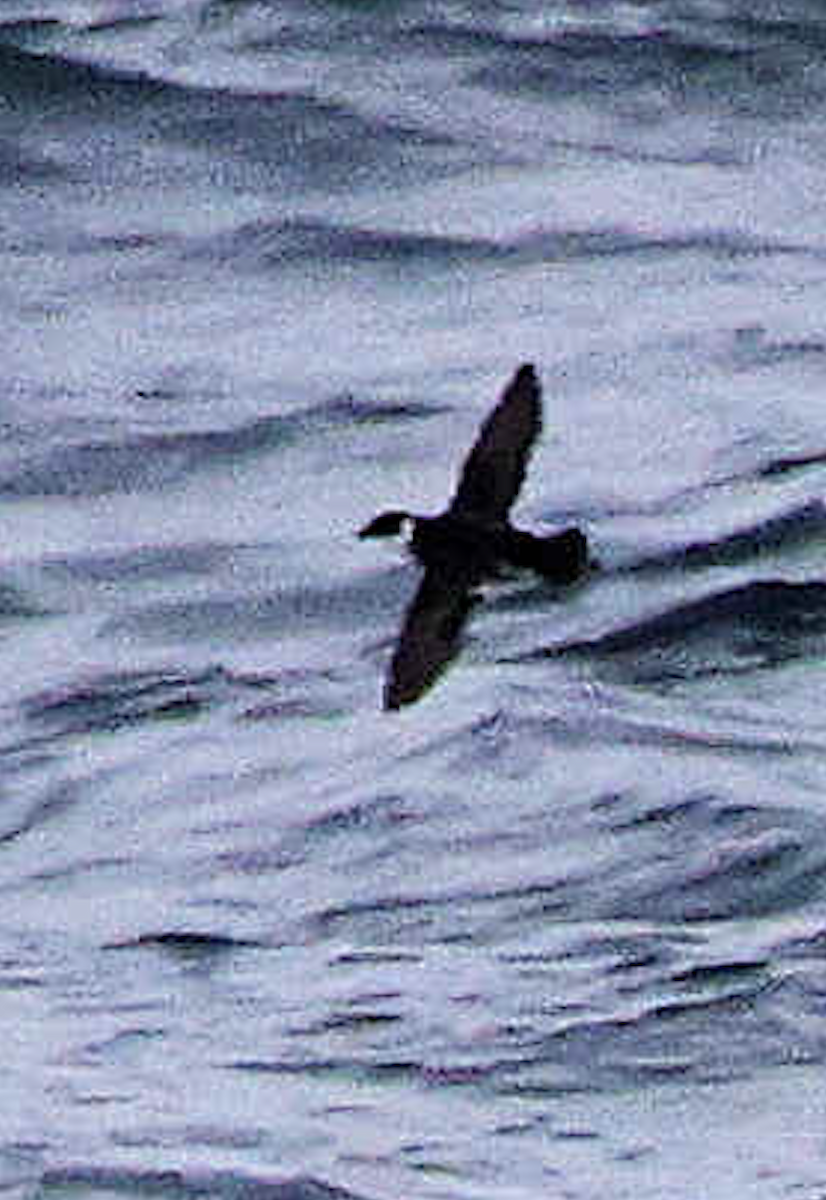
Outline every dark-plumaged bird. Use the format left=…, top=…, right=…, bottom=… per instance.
left=359, top=364, right=590, bottom=709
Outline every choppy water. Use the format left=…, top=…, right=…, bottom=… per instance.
left=5, top=3, right=826, bottom=1198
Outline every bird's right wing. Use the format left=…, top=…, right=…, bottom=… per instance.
left=384, top=568, right=477, bottom=710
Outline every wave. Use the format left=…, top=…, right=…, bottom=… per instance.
left=0, top=395, right=435, bottom=498
left=535, top=579, right=826, bottom=685
left=0, top=40, right=471, bottom=196
left=186, top=215, right=817, bottom=281
left=39, top=1166, right=368, bottom=1200
left=0, top=39, right=175, bottom=109
left=627, top=500, right=826, bottom=573
left=307, top=790, right=826, bottom=949
left=447, top=17, right=826, bottom=119
left=6, top=6, right=826, bottom=146
left=21, top=664, right=245, bottom=738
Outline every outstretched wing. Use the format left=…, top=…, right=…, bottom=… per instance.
left=449, top=363, right=542, bottom=523
left=384, top=569, right=477, bottom=710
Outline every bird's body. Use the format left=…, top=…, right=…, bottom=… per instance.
left=405, top=513, right=588, bottom=583
left=359, top=364, right=590, bottom=708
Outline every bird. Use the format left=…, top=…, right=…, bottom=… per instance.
left=358, top=363, right=590, bottom=709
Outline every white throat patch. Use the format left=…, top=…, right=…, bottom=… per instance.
left=399, top=516, right=415, bottom=545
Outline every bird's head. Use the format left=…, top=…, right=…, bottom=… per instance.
left=357, top=510, right=414, bottom=541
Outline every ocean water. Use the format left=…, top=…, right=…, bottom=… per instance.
left=4, top=2, right=826, bottom=1197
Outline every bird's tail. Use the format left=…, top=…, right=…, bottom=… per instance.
left=505, top=527, right=589, bottom=584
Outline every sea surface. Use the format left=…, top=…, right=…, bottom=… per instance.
left=4, top=2, right=826, bottom=1198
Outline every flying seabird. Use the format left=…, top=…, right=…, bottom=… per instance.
left=359, top=363, right=589, bottom=709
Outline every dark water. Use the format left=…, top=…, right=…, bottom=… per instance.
left=4, top=3, right=826, bottom=1198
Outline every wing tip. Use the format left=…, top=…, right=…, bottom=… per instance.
left=507, top=362, right=541, bottom=412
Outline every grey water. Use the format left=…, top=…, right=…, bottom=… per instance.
left=4, top=2, right=826, bottom=1197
